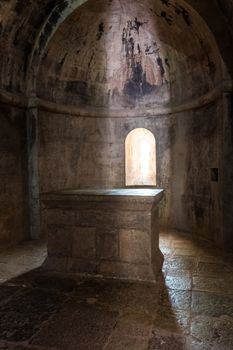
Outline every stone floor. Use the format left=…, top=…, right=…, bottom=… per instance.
left=0, top=231, right=233, bottom=350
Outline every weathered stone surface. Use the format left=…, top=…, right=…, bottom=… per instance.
left=44, top=209, right=76, bottom=226
left=42, top=256, right=67, bottom=272
left=165, top=275, right=192, bottom=291
left=105, top=336, right=149, bottom=350
left=30, top=274, right=77, bottom=293
left=113, top=313, right=153, bottom=337
left=159, top=289, right=192, bottom=311
left=37, top=102, right=222, bottom=250
left=0, top=286, right=20, bottom=306
left=0, top=105, right=28, bottom=247
left=196, top=261, right=232, bottom=275
left=148, top=332, right=186, bottom=350
left=46, top=225, right=72, bottom=257
left=72, top=227, right=96, bottom=259
left=97, top=231, right=119, bottom=260
left=0, top=231, right=233, bottom=349
left=163, top=256, right=196, bottom=272
left=2, top=1, right=233, bottom=348
left=0, top=288, right=65, bottom=342
left=37, top=0, right=222, bottom=110
left=42, top=189, right=164, bottom=282
left=193, top=276, right=233, bottom=294
left=67, top=258, right=97, bottom=274
left=98, top=261, right=155, bottom=282
left=0, top=0, right=233, bottom=255
left=191, top=315, right=233, bottom=350
left=119, top=229, right=150, bottom=264
left=32, top=303, right=118, bottom=350
left=154, top=307, right=190, bottom=334
left=192, top=291, right=233, bottom=317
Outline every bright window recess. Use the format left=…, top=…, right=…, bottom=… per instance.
left=125, top=128, right=156, bottom=186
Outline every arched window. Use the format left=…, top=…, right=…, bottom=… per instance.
left=125, top=128, right=156, bottom=186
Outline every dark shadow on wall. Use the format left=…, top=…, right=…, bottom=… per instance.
left=0, top=104, right=29, bottom=247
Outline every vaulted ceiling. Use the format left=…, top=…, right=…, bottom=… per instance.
left=0, top=0, right=232, bottom=104
left=36, top=0, right=222, bottom=109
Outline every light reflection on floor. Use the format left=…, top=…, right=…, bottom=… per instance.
left=0, top=231, right=233, bottom=349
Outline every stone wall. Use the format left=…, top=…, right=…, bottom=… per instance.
left=222, top=92, right=233, bottom=251
left=170, top=100, right=222, bottom=242
left=38, top=98, right=221, bottom=244
left=0, top=104, right=29, bottom=247
left=0, top=0, right=231, bottom=250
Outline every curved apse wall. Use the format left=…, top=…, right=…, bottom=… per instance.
left=36, top=0, right=222, bottom=112
left=37, top=0, right=224, bottom=244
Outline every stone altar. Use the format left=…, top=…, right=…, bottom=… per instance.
left=41, top=188, right=164, bottom=282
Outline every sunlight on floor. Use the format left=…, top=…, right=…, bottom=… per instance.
left=0, top=231, right=233, bottom=349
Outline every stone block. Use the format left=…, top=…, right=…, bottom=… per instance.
left=97, top=231, right=119, bottom=260
left=43, top=257, right=68, bottom=272
left=44, top=209, right=76, bottom=226
left=72, top=227, right=96, bottom=258
left=99, top=261, right=155, bottom=282
left=119, top=230, right=150, bottom=264
left=47, top=225, right=72, bottom=257
left=77, top=210, right=150, bottom=230
left=148, top=332, right=186, bottom=350
left=67, top=258, right=97, bottom=274
left=105, top=336, right=149, bottom=350
left=42, top=189, right=164, bottom=282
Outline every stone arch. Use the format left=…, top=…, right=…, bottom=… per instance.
left=27, top=0, right=89, bottom=95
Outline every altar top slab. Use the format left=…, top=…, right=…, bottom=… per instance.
left=41, top=188, right=164, bottom=209
left=48, top=188, right=164, bottom=197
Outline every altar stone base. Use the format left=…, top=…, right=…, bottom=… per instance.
left=41, top=189, right=164, bottom=283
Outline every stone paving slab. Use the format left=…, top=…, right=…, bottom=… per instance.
left=0, top=288, right=67, bottom=342
left=148, top=332, right=186, bottom=350
left=32, top=303, right=118, bottom=350
left=0, top=234, right=232, bottom=349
